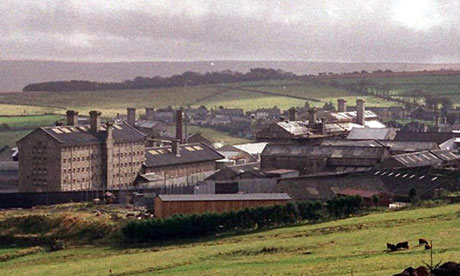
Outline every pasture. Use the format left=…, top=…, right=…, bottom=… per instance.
left=0, top=203, right=459, bottom=275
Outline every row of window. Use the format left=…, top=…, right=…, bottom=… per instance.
left=32, top=179, right=47, bottom=186
left=32, top=168, right=47, bottom=174
left=113, top=161, right=142, bottom=167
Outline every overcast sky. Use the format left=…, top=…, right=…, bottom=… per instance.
left=1, top=0, right=459, bottom=63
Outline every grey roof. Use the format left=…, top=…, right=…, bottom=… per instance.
left=322, top=139, right=439, bottom=153
left=137, top=172, right=162, bottom=182
left=346, top=128, right=395, bottom=140
left=135, top=120, right=162, bottom=129
left=144, top=143, right=224, bottom=168
left=262, top=144, right=386, bottom=160
left=378, top=140, right=439, bottom=153
left=386, top=150, right=459, bottom=168
left=0, top=161, right=18, bottom=171
left=394, top=132, right=457, bottom=144
left=158, top=193, right=291, bottom=202
left=276, top=173, right=387, bottom=201
left=35, top=122, right=145, bottom=145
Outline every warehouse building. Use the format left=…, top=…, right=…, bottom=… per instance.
left=154, top=193, right=291, bottom=219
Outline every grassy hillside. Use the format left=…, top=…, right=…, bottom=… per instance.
left=328, top=74, right=460, bottom=103
left=1, top=203, right=459, bottom=275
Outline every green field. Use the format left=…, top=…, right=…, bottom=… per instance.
left=0, top=114, right=62, bottom=129
left=327, top=75, right=460, bottom=102
left=1, top=203, right=460, bottom=275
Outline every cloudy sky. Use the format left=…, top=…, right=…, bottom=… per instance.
left=1, top=0, right=459, bottom=63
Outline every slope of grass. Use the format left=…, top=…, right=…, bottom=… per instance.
left=1, top=204, right=459, bottom=275
left=0, top=104, right=63, bottom=116
left=0, top=115, right=62, bottom=129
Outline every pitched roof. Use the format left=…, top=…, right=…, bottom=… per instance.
left=394, top=131, right=457, bottom=144
left=384, top=150, right=459, bottom=168
left=275, top=173, right=387, bottom=201
left=347, top=128, right=395, bottom=140
left=157, top=193, right=291, bottom=202
left=35, top=122, right=145, bottom=145
left=144, top=143, right=224, bottom=168
left=262, top=144, right=386, bottom=160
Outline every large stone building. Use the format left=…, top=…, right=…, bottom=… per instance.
left=17, top=110, right=145, bottom=192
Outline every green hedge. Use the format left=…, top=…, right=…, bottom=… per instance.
left=122, top=196, right=363, bottom=244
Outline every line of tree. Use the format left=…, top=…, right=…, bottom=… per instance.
left=22, top=68, right=297, bottom=92
left=122, top=196, right=363, bottom=244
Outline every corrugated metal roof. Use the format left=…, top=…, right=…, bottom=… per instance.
left=158, top=193, right=291, bottom=202
left=262, top=144, right=385, bottom=160
left=394, top=132, right=457, bottom=144
left=389, top=149, right=459, bottom=168
left=347, top=128, right=394, bottom=140
left=144, top=143, right=224, bottom=168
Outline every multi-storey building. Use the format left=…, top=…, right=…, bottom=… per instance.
left=17, top=110, right=145, bottom=192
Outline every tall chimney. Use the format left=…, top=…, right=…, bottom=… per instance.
left=104, top=121, right=114, bottom=189
left=127, top=108, right=136, bottom=126
left=176, top=109, right=183, bottom=143
left=338, top=99, right=347, bottom=113
left=288, top=108, right=296, bottom=121
left=172, top=139, right=181, bottom=157
left=66, top=110, right=79, bottom=126
left=356, top=99, right=365, bottom=126
left=308, top=108, right=317, bottom=128
left=89, top=110, right=101, bottom=133
left=145, top=107, right=154, bottom=121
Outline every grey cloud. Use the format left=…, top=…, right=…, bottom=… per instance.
left=1, top=0, right=460, bottom=62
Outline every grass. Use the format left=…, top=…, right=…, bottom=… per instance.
left=1, top=203, right=460, bottom=275
left=0, top=130, right=31, bottom=147
left=0, top=104, right=64, bottom=116
left=0, top=115, right=62, bottom=129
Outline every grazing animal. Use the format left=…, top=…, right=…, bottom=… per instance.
left=425, top=244, right=432, bottom=250
left=387, top=243, right=397, bottom=252
left=396, top=241, right=409, bottom=250
left=419, top=238, right=429, bottom=245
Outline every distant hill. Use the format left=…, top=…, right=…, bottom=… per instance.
left=2, top=60, right=460, bottom=92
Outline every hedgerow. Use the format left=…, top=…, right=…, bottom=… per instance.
left=122, top=196, right=363, bottom=244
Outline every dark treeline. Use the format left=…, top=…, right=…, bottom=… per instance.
left=23, top=68, right=297, bottom=92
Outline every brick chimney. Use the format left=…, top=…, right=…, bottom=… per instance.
left=356, top=99, right=365, bottom=126
left=338, top=99, right=347, bottom=112
left=127, top=108, right=136, bottom=126
left=89, top=110, right=101, bottom=133
left=172, top=139, right=181, bottom=157
left=145, top=107, right=154, bottom=121
left=104, top=121, right=114, bottom=189
left=288, top=108, right=296, bottom=121
left=176, top=109, right=183, bottom=143
left=308, top=108, right=317, bottom=128
left=66, top=110, right=79, bottom=126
